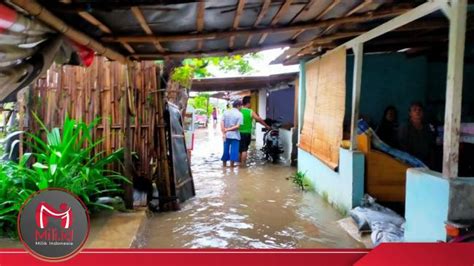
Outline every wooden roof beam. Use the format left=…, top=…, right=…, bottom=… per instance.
left=130, top=6, right=165, bottom=53
left=322, top=0, right=374, bottom=35
left=133, top=40, right=307, bottom=59
left=104, top=8, right=409, bottom=43
left=245, top=0, right=271, bottom=47
left=291, top=31, right=365, bottom=56
left=291, top=0, right=340, bottom=40
left=229, top=0, right=246, bottom=49
left=196, top=1, right=205, bottom=50
left=75, top=11, right=137, bottom=56
left=285, top=17, right=445, bottom=63
left=259, top=0, right=294, bottom=45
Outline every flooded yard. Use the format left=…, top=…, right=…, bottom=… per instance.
left=143, top=126, right=361, bottom=248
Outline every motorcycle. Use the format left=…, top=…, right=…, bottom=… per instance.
left=445, top=220, right=474, bottom=242
left=261, top=118, right=284, bottom=164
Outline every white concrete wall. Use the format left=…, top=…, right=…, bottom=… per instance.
left=279, top=128, right=293, bottom=166
left=255, top=89, right=267, bottom=148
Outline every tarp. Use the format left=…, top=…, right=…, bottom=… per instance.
left=167, top=102, right=195, bottom=203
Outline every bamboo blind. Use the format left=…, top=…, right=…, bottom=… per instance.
left=300, top=59, right=320, bottom=152
left=300, top=48, right=346, bottom=169
left=25, top=57, right=160, bottom=179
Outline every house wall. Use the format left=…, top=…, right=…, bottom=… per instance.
left=266, top=86, right=295, bottom=126
left=345, top=53, right=428, bottom=127
left=404, top=169, right=450, bottom=242
left=279, top=128, right=293, bottom=166
left=255, top=89, right=267, bottom=148
left=298, top=148, right=365, bottom=211
left=345, top=53, right=474, bottom=127
left=426, top=62, right=474, bottom=123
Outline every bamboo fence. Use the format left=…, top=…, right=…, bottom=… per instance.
left=22, top=57, right=162, bottom=180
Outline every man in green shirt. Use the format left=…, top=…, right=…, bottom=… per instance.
left=239, top=96, right=270, bottom=167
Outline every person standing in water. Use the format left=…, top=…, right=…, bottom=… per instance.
left=239, top=96, right=270, bottom=167
left=221, top=100, right=243, bottom=167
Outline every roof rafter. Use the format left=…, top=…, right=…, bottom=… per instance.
left=229, top=0, right=246, bottom=49
left=130, top=6, right=165, bottom=53
left=196, top=1, right=205, bottom=50
left=77, top=11, right=137, bottom=55
left=322, top=0, right=374, bottom=35
left=284, top=17, right=448, bottom=63
left=258, top=0, right=294, bottom=44
left=245, top=0, right=271, bottom=47
left=291, top=0, right=340, bottom=40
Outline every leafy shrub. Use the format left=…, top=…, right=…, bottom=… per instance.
left=0, top=114, right=130, bottom=238
left=291, top=171, right=308, bottom=191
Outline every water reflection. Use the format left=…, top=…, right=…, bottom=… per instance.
left=144, top=126, right=361, bottom=248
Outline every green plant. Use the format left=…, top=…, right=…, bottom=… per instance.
left=291, top=171, right=308, bottom=191
left=0, top=114, right=130, bottom=238
left=27, top=114, right=130, bottom=211
left=0, top=155, right=36, bottom=238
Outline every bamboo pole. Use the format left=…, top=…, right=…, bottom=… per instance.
left=123, top=63, right=134, bottom=209
left=9, top=0, right=128, bottom=64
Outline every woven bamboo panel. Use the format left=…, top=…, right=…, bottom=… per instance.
left=26, top=57, right=160, bottom=179
left=311, top=48, right=346, bottom=169
left=300, top=59, right=320, bottom=153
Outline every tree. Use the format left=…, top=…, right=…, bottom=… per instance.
left=169, top=53, right=260, bottom=88
left=188, top=93, right=212, bottom=116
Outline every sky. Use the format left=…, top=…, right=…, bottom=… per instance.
left=206, top=47, right=299, bottom=78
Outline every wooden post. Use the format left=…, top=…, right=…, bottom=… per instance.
left=350, top=43, right=363, bottom=150
left=442, top=0, right=467, bottom=178
left=123, top=63, right=134, bottom=209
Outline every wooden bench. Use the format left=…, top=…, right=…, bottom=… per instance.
left=357, top=134, right=409, bottom=203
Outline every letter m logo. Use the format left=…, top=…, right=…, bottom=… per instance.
left=35, top=202, right=73, bottom=229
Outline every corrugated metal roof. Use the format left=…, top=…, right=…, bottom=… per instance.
left=21, top=0, right=455, bottom=63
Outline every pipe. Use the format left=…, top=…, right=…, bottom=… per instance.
left=9, top=0, right=128, bottom=64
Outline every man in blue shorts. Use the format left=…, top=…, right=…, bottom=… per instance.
left=221, top=100, right=243, bottom=167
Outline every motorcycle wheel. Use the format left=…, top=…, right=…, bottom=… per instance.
left=271, top=153, right=279, bottom=164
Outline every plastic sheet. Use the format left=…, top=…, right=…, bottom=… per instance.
left=349, top=195, right=405, bottom=246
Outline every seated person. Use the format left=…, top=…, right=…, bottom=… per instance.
left=358, top=119, right=427, bottom=168
left=398, top=102, right=436, bottom=168
left=376, top=106, right=399, bottom=148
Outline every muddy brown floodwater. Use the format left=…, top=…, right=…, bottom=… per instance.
left=144, top=126, right=362, bottom=248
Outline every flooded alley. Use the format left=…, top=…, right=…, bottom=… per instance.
left=144, top=126, right=362, bottom=249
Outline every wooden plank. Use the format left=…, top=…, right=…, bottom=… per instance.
left=342, top=1, right=441, bottom=49
left=196, top=1, right=206, bottom=50
left=443, top=0, right=467, bottom=178
left=78, top=11, right=112, bottom=33
left=229, top=0, right=246, bottom=49
left=130, top=6, right=166, bottom=53
left=259, top=0, right=294, bottom=44
left=322, top=0, right=374, bottom=37
left=350, top=44, right=363, bottom=150
left=133, top=40, right=308, bottom=59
